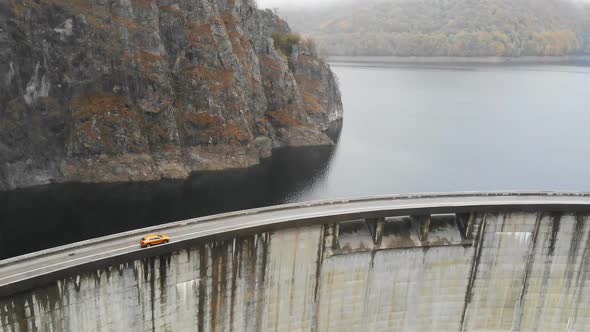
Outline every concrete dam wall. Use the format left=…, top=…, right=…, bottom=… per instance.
left=2, top=210, right=590, bottom=331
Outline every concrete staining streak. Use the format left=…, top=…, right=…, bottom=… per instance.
left=3, top=212, right=590, bottom=331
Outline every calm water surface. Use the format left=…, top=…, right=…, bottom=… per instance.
left=2, top=61, right=590, bottom=258
left=296, top=62, right=590, bottom=201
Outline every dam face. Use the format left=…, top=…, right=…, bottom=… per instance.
left=2, top=211, right=590, bottom=331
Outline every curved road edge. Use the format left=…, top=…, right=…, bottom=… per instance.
left=2, top=191, right=590, bottom=297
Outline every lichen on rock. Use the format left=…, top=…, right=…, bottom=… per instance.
left=0, top=0, right=343, bottom=190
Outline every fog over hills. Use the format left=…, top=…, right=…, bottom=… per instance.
left=258, top=0, right=590, bottom=9
left=263, top=0, right=590, bottom=57
left=257, top=0, right=346, bottom=8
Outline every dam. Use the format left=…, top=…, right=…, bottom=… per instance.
left=1, top=192, right=590, bottom=331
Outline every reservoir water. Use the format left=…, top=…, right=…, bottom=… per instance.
left=2, top=60, right=590, bottom=258
left=299, top=61, right=590, bottom=200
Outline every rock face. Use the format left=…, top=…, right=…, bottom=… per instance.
left=0, top=0, right=343, bottom=190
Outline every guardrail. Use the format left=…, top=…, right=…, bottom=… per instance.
left=1, top=191, right=586, bottom=266
left=3, top=191, right=590, bottom=267
left=2, top=191, right=590, bottom=297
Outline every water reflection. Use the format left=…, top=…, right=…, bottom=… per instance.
left=0, top=146, right=337, bottom=259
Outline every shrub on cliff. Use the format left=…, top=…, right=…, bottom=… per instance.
left=273, top=32, right=301, bottom=55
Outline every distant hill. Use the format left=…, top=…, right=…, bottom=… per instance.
left=281, top=0, right=590, bottom=57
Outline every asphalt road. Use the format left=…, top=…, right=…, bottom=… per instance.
left=2, top=192, right=590, bottom=295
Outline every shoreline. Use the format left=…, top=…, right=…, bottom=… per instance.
left=328, top=55, right=590, bottom=66
left=0, top=122, right=343, bottom=192
left=0, top=144, right=338, bottom=193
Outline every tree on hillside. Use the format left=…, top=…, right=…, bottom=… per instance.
left=281, top=0, right=590, bottom=57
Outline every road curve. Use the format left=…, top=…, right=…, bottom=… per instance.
left=2, top=191, right=590, bottom=296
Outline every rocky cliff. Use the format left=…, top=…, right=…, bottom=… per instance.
left=0, top=0, right=343, bottom=190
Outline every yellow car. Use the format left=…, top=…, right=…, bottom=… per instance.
left=140, top=233, right=170, bottom=248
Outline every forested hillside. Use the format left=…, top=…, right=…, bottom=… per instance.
left=282, top=0, right=590, bottom=56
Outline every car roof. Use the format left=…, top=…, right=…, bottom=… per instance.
left=144, top=233, right=160, bottom=238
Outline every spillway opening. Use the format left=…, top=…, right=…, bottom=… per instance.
left=331, top=212, right=477, bottom=255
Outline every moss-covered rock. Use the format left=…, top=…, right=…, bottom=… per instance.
left=0, top=0, right=343, bottom=190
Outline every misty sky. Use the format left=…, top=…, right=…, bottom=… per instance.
left=257, top=0, right=590, bottom=9
left=257, top=0, right=342, bottom=9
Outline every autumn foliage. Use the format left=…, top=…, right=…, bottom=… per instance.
left=283, top=0, right=590, bottom=57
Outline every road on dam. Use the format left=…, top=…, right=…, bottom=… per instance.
left=2, top=192, right=590, bottom=296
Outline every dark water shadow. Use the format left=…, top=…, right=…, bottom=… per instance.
left=0, top=146, right=337, bottom=259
